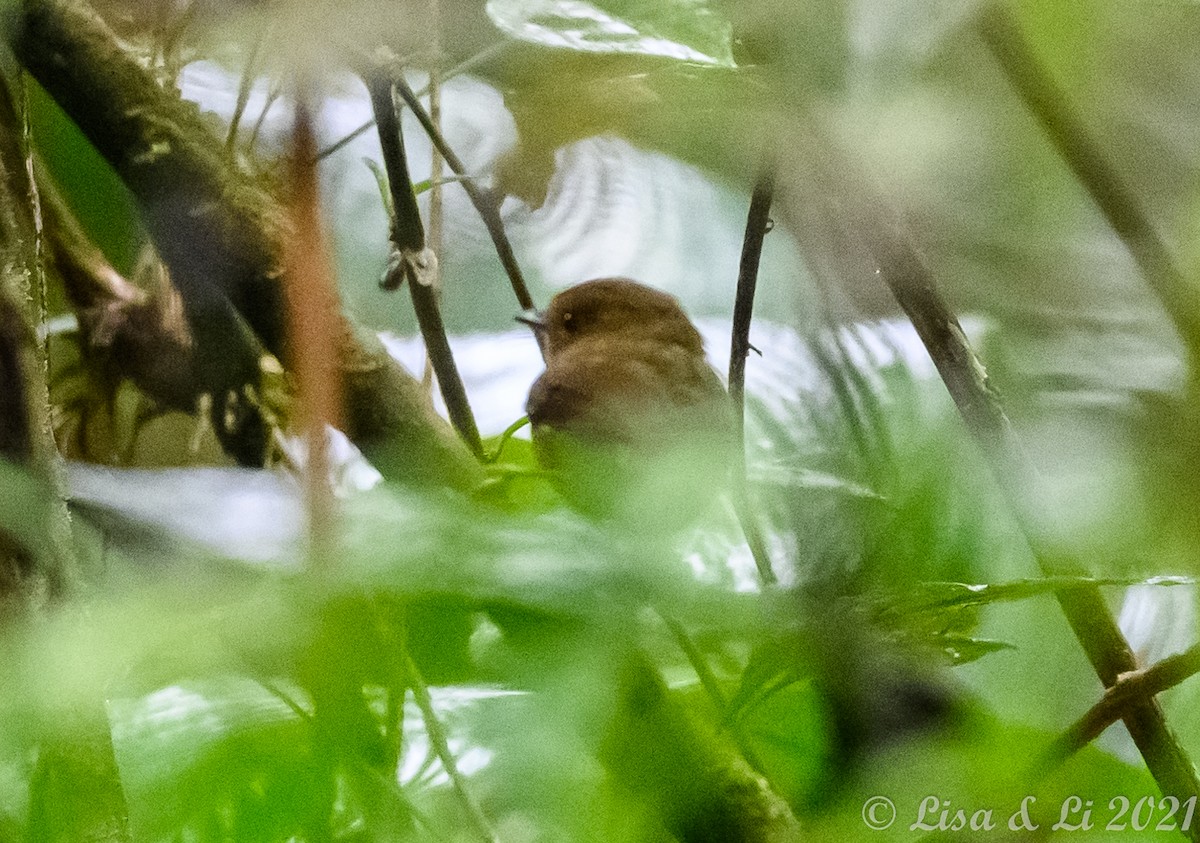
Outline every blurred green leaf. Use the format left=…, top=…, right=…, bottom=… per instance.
left=883, top=575, right=1195, bottom=616
left=341, top=761, right=415, bottom=842
left=475, top=432, right=562, bottom=515
left=27, top=79, right=142, bottom=279
left=806, top=711, right=1166, bottom=841
left=486, top=0, right=736, bottom=67
left=110, top=677, right=321, bottom=842
left=724, top=638, right=799, bottom=722
left=926, top=634, right=1015, bottom=667
left=871, top=576, right=1188, bottom=670
left=737, top=680, right=833, bottom=808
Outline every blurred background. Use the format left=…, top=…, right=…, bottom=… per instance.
left=7, top=0, right=1200, bottom=840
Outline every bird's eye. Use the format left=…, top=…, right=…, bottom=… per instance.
left=561, top=312, right=575, bottom=331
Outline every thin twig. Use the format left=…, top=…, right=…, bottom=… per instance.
left=427, top=54, right=443, bottom=273
left=284, top=91, right=343, bottom=561
left=431, top=42, right=508, bottom=95
left=247, top=80, right=281, bottom=153
left=728, top=174, right=774, bottom=419
left=317, top=117, right=375, bottom=161
left=401, top=646, right=498, bottom=843
left=978, top=3, right=1200, bottom=358
left=393, top=77, right=536, bottom=315
left=315, top=43, right=509, bottom=162
left=426, top=13, right=444, bottom=394
left=1045, top=643, right=1200, bottom=769
left=364, top=62, right=484, bottom=458
left=728, top=174, right=776, bottom=586
left=225, top=23, right=266, bottom=154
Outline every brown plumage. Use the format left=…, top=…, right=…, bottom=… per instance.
left=525, top=279, right=733, bottom=528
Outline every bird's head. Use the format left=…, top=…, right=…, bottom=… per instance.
left=518, top=278, right=705, bottom=360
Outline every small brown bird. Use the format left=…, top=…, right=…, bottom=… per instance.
left=523, top=279, right=733, bottom=529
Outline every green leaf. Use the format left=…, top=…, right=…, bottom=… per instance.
left=486, top=0, right=737, bottom=67
left=28, top=79, right=143, bottom=276
left=109, top=677, right=322, bottom=841
left=867, top=576, right=1193, bottom=669
left=737, top=681, right=833, bottom=807
left=724, top=639, right=801, bottom=722
left=475, top=432, right=563, bottom=515
left=882, top=575, right=1196, bottom=617
left=928, top=635, right=1015, bottom=667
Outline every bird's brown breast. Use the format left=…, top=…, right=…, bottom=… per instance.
left=526, top=336, right=729, bottom=445
left=525, top=332, right=733, bottom=526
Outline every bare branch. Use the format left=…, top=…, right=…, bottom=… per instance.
left=1047, top=643, right=1200, bottom=768
left=394, top=77, right=537, bottom=316
left=728, top=173, right=776, bottom=587
left=365, top=62, right=484, bottom=459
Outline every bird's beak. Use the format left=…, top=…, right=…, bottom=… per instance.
left=515, top=310, right=546, bottom=332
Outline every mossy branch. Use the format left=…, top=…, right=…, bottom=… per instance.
left=11, top=0, right=480, bottom=488
left=14, top=0, right=274, bottom=462
left=604, top=656, right=802, bottom=843
left=0, top=69, right=131, bottom=843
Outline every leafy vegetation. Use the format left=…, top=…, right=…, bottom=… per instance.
left=1, top=0, right=1200, bottom=841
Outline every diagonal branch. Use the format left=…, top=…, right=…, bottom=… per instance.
left=14, top=0, right=282, bottom=462
left=778, top=110, right=1200, bottom=832
left=978, top=3, right=1200, bottom=359
left=12, top=0, right=481, bottom=489
left=365, top=61, right=483, bottom=459
left=393, top=77, right=536, bottom=316
left=1046, top=642, right=1200, bottom=768
left=876, top=227, right=1200, bottom=835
